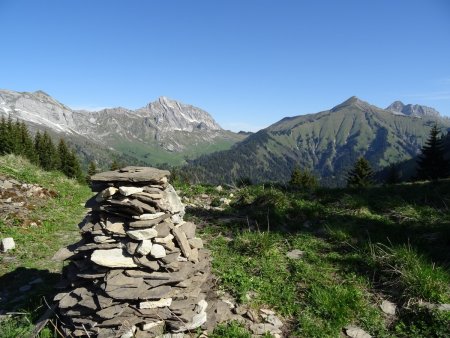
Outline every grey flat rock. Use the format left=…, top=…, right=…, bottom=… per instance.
left=134, top=212, right=166, bottom=220
left=157, top=184, right=185, bottom=216
left=380, top=300, right=396, bottom=315
left=179, top=222, right=196, bottom=239
left=95, top=187, right=118, bottom=202
left=119, top=186, right=144, bottom=196
left=144, top=285, right=173, bottom=299
left=137, top=320, right=165, bottom=337
left=286, top=249, right=305, bottom=259
left=105, top=271, right=145, bottom=289
left=126, top=241, right=139, bottom=255
left=172, top=227, right=191, bottom=258
left=154, top=221, right=172, bottom=237
left=150, top=244, right=166, bottom=258
left=90, top=166, right=170, bottom=183
left=77, top=242, right=121, bottom=252
left=133, top=255, right=160, bottom=270
left=137, top=240, right=153, bottom=255
left=59, top=293, right=79, bottom=309
left=104, top=283, right=149, bottom=300
left=127, top=228, right=158, bottom=240
left=345, top=325, right=372, bottom=338
left=129, top=199, right=156, bottom=213
left=188, top=237, right=203, bottom=249
left=140, top=298, right=172, bottom=309
left=128, top=214, right=171, bottom=228
left=91, top=248, right=138, bottom=268
left=105, top=218, right=127, bottom=235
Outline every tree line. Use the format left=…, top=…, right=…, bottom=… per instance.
left=0, top=115, right=84, bottom=182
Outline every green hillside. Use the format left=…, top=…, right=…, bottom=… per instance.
left=112, top=131, right=242, bottom=166
left=0, top=155, right=449, bottom=337
left=186, top=97, right=450, bottom=186
left=181, top=179, right=450, bottom=337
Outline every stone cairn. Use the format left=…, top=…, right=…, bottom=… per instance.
left=53, top=167, right=212, bottom=337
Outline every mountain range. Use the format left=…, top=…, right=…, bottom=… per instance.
left=0, top=90, right=245, bottom=167
left=186, top=97, right=450, bottom=186
left=1, top=89, right=448, bottom=186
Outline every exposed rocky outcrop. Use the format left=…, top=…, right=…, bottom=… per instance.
left=386, top=101, right=442, bottom=118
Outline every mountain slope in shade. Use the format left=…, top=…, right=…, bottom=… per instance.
left=187, top=97, right=450, bottom=186
left=0, top=90, right=245, bottom=166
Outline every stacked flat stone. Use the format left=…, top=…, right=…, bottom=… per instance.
left=53, top=167, right=210, bottom=337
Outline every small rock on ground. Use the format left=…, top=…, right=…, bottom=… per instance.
left=286, top=249, right=304, bottom=259
left=1, top=237, right=15, bottom=252
left=380, top=300, right=396, bottom=315
left=345, top=325, right=372, bottom=338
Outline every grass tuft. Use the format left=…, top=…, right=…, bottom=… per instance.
left=369, top=243, right=450, bottom=303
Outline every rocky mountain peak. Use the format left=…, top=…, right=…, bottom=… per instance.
left=386, top=101, right=441, bottom=118
left=139, top=97, right=222, bottom=132
left=331, top=96, right=374, bottom=112
left=387, top=100, right=404, bottom=110
left=158, top=96, right=175, bottom=104
left=33, top=90, right=51, bottom=97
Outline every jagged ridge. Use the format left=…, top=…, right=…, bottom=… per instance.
left=0, top=90, right=246, bottom=166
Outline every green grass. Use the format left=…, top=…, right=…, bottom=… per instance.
left=113, top=137, right=240, bottom=166
left=210, top=321, right=252, bottom=338
left=188, top=179, right=450, bottom=337
left=200, top=228, right=386, bottom=337
left=1, top=155, right=449, bottom=337
left=0, top=155, right=92, bottom=337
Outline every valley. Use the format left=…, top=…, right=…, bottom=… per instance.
left=0, top=90, right=246, bottom=168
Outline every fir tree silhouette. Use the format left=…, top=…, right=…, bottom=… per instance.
left=416, top=124, right=449, bottom=180
left=347, top=157, right=374, bottom=188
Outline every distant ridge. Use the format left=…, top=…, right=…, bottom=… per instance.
left=0, top=89, right=246, bottom=167
left=186, top=96, right=450, bottom=186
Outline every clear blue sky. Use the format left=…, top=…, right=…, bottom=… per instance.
left=1, top=0, right=450, bottom=131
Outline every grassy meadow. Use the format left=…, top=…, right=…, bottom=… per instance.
left=0, top=154, right=449, bottom=337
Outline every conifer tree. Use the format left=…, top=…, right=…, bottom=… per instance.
left=289, top=165, right=318, bottom=190
left=57, top=138, right=70, bottom=174
left=65, top=150, right=84, bottom=181
left=86, top=161, right=97, bottom=183
left=0, top=116, right=7, bottom=154
left=34, top=130, right=42, bottom=155
left=18, top=121, right=36, bottom=162
left=110, top=159, right=120, bottom=171
left=347, top=157, right=374, bottom=188
left=416, top=125, right=449, bottom=180
left=12, top=119, right=22, bottom=154
left=87, top=161, right=97, bottom=177
left=35, top=131, right=59, bottom=170
left=2, top=115, right=15, bottom=154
